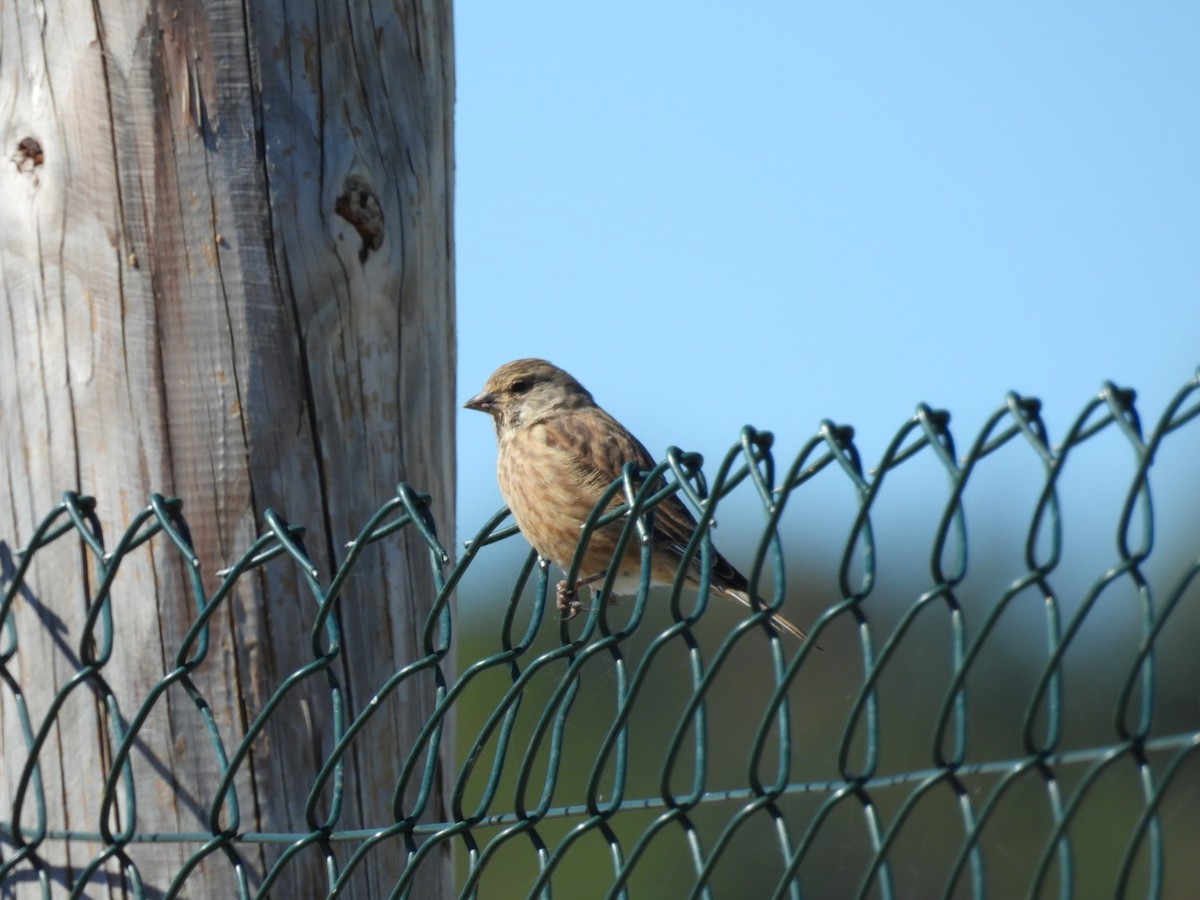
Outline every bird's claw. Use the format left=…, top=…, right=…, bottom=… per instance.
left=556, top=572, right=619, bottom=620
left=556, top=579, right=584, bottom=620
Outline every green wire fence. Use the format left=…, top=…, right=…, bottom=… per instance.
left=3, top=373, right=1200, bottom=898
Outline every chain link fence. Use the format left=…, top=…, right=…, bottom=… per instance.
left=3, top=373, right=1200, bottom=898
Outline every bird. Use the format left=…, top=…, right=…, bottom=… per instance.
left=464, top=358, right=807, bottom=640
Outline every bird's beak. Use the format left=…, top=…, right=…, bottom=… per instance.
left=464, top=391, right=498, bottom=413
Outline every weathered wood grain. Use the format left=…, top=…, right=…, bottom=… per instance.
left=1, top=0, right=455, bottom=895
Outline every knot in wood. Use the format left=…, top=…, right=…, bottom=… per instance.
left=335, top=174, right=385, bottom=262
left=14, top=137, right=44, bottom=174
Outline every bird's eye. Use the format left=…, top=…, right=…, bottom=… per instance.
left=510, top=379, right=532, bottom=395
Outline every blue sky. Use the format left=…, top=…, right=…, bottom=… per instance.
left=454, top=3, right=1200, bottom=537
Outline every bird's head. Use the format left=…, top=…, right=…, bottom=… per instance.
left=464, top=358, right=595, bottom=434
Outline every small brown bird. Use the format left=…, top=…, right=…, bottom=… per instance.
left=465, top=358, right=807, bottom=640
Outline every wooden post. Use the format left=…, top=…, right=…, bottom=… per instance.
left=0, top=0, right=455, bottom=895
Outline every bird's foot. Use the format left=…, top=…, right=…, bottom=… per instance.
left=556, top=571, right=610, bottom=620
left=556, top=579, right=584, bottom=620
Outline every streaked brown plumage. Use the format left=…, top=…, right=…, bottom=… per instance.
left=464, top=358, right=807, bottom=640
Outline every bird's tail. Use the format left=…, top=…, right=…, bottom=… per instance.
left=721, top=587, right=808, bottom=641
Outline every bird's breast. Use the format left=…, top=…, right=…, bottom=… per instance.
left=497, top=426, right=623, bottom=572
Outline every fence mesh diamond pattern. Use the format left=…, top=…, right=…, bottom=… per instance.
left=3, top=374, right=1200, bottom=898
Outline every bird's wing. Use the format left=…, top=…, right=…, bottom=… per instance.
left=535, top=406, right=797, bottom=637
left=543, top=408, right=692, bottom=522
left=543, top=408, right=749, bottom=588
